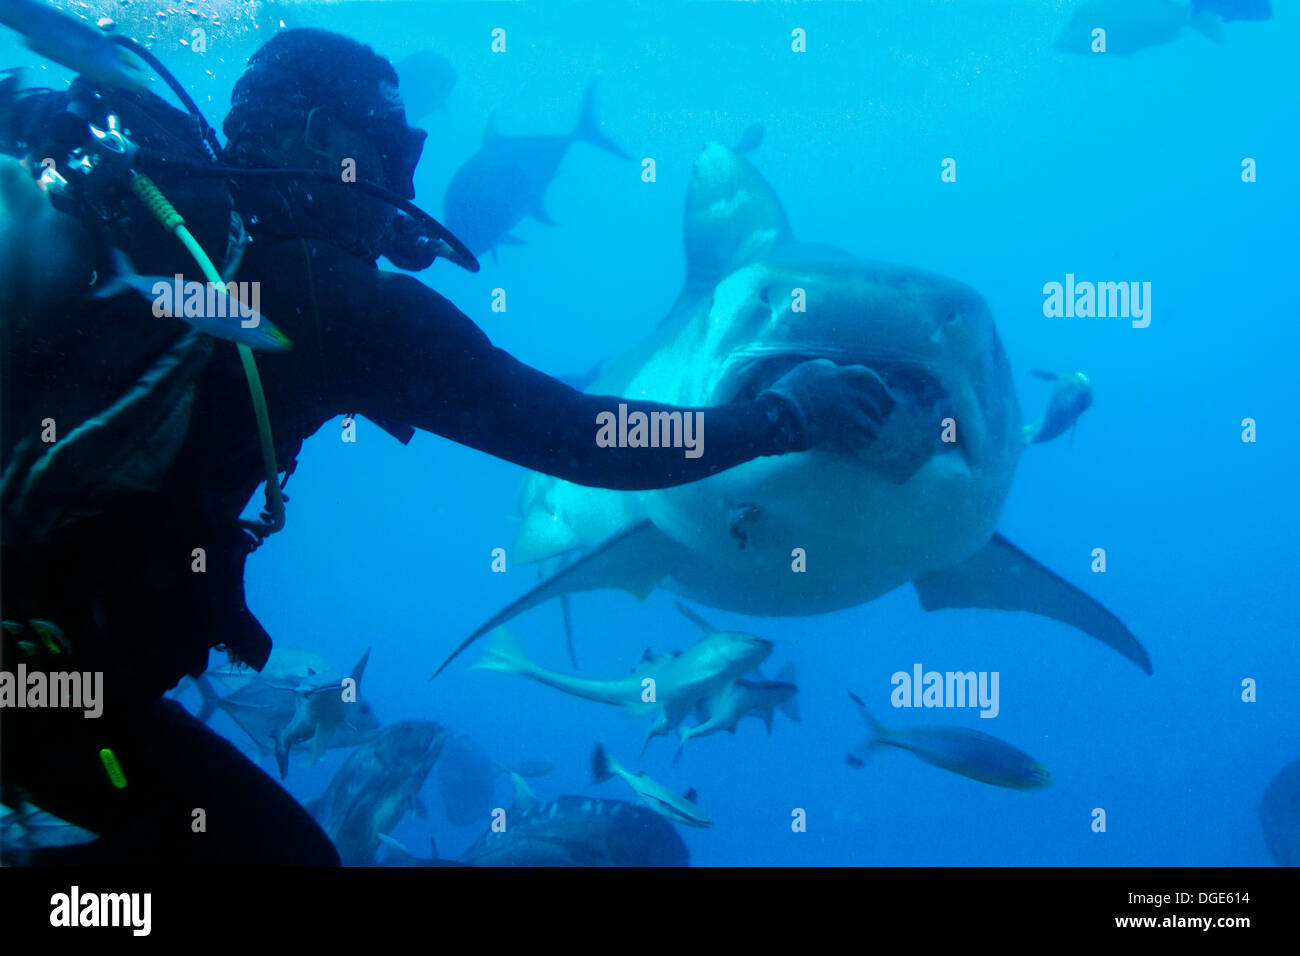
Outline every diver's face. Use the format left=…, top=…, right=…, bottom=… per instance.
left=302, top=108, right=392, bottom=192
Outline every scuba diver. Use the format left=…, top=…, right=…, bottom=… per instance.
left=0, top=27, right=896, bottom=865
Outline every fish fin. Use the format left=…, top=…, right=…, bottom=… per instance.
left=274, top=736, right=290, bottom=780
left=572, top=77, right=629, bottom=159
left=845, top=754, right=866, bottom=769
left=377, top=832, right=417, bottom=860
left=672, top=741, right=685, bottom=766
left=498, top=234, right=526, bottom=246
left=194, top=675, right=220, bottom=723
left=510, top=771, right=537, bottom=810
left=684, top=787, right=699, bottom=805
left=672, top=600, right=718, bottom=636
left=778, top=689, right=801, bottom=725
left=591, top=743, right=615, bottom=784
left=410, top=795, right=429, bottom=820
left=1028, top=368, right=1059, bottom=381
left=348, top=648, right=371, bottom=688
left=912, top=533, right=1152, bottom=674
left=1189, top=10, right=1225, bottom=42
left=473, top=627, right=532, bottom=675
left=846, top=691, right=887, bottom=737
left=560, top=593, right=579, bottom=670
left=309, top=727, right=326, bottom=767
left=762, top=708, right=774, bottom=735
left=433, top=520, right=680, bottom=678
left=532, top=205, right=558, bottom=227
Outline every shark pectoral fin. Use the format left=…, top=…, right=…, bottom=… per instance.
left=532, top=205, right=558, bottom=227
left=410, top=795, right=429, bottom=820
left=499, top=234, right=526, bottom=247
left=912, top=533, right=1153, bottom=674
left=432, top=520, right=680, bottom=678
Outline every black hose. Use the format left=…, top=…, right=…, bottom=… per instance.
left=134, top=150, right=480, bottom=273
left=106, top=33, right=222, bottom=161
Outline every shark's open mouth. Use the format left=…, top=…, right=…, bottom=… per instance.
left=725, top=351, right=961, bottom=480
left=727, top=352, right=954, bottom=423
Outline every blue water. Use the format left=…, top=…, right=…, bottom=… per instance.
left=7, top=1, right=1296, bottom=865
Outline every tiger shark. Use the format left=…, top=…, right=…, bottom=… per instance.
left=433, top=142, right=1151, bottom=678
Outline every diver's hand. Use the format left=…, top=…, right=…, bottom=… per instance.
left=761, top=359, right=897, bottom=452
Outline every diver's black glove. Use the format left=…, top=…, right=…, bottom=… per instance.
left=761, top=359, right=897, bottom=453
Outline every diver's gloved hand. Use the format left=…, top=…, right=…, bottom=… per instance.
left=761, top=359, right=897, bottom=453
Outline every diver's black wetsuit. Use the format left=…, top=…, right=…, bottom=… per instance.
left=0, top=229, right=807, bottom=866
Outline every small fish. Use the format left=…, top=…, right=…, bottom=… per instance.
left=0, top=0, right=152, bottom=93
left=0, top=804, right=97, bottom=852
left=442, top=78, right=629, bottom=257
left=475, top=611, right=770, bottom=734
left=671, top=663, right=800, bottom=764
left=1023, top=369, right=1093, bottom=445
left=1193, top=0, right=1271, bottom=21
left=846, top=692, right=1051, bottom=790
left=274, top=649, right=378, bottom=779
left=734, top=123, right=765, bottom=154
left=93, top=251, right=292, bottom=352
left=591, top=743, right=711, bottom=828
left=1054, top=0, right=1223, bottom=56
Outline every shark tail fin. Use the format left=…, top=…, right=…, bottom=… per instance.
left=194, top=675, right=220, bottom=723
left=474, top=627, right=532, bottom=676
left=591, top=743, right=616, bottom=784
left=573, top=78, right=629, bottom=159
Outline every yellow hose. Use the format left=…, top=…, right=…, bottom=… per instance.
left=131, top=174, right=285, bottom=533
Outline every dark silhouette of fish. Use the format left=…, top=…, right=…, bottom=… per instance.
left=395, top=49, right=458, bottom=119
left=1260, top=759, right=1300, bottom=866
left=459, top=793, right=689, bottom=866
left=1193, top=0, right=1271, bottom=20
left=442, top=79, right=629, bottom=257
left=307, top=721, right=447, bottom=866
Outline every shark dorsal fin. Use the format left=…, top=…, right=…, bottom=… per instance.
left=682, top=142, right=791, bottom=291
left=348, top=648, right=371, bottom=688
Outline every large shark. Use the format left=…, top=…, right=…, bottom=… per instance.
left=433, top=141, right=1151, bottom=678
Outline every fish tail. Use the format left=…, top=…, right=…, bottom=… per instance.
left=776, top=664, right=801, bottom=722
left=847, top=690, right=887, bottom=740
left=590, top=743, right=616, bottom=784
left=193, top=675, right=220, bottom=723
left=474, top=627, right=532, bottom=676
left=573, top=78, right=629, bottom=160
